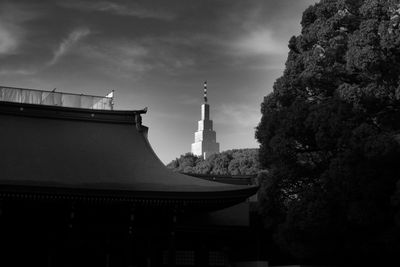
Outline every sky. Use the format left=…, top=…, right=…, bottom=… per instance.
left=0, top=0, right=318, bottom=164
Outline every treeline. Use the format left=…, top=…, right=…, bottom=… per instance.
left=166, top=148, right=259, bottom=176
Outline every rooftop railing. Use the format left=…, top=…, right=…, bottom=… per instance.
left=0, top=86, right=114, bottom=110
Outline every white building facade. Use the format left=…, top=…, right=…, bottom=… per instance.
left=191, top=82, right=220, bottom=159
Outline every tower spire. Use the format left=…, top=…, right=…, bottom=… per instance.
left=203, top=81, right=207, bottom=103
left=192, top=81, right=219, bottom=159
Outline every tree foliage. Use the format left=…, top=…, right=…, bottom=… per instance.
left=256, top=0, right=400, bottom=264
left=166, top=149, right=260, bottom=176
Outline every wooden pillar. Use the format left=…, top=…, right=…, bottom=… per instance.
left=66, top=203, right=76, bottom=267
left=146, top=239, right=152, bottom=267
left=195, top=243, right=208, bottom=267
left=47, top=231, right=54, bottom=267
left=168, top=231, right=176, bottom=266
left=129, top=208, right=136, bottom=266
left=105, top=253, right=110, bottom=267
left=168, top=213, right=177, bottom=267
left=105, top=230, right=111, bottom=267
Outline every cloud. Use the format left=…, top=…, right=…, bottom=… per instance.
left=0, top=2, right=38, bottom=56
left=233, top=28, right=289, bottom=56
left=80, top=42, right=151, bottom=77
left=214, top=104, right=261, bottom=128
left=0, top=68, right=38, bottom=76
left=0, top=23, right=18, bottom=55
left=48, top=27, right=90, bottom=66
left=0, top=2, right=40, bottom=23
left=59, top=1, right=175, bottom=20
left=79, top=37, right=196, bottom=78
left=176, top=94, right=199, bottom=106
left=0, top=68, right=37, bottom=76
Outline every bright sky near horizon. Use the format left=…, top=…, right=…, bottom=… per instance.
left=0, top=0, right=318, bottom=164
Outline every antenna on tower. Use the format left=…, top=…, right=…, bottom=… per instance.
left=203, top=81, right=207, bottom=103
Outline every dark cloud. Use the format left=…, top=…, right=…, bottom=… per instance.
left=58, top=0, right=178, bottom=20
left=0, top=0, right=318, bottom=163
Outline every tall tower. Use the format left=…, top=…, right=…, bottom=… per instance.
left=191, top=81, right=220, bottom=159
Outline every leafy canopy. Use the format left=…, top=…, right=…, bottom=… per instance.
left=167, top=149, right=260, bottom=176
left=256, top=0, right=400, bottom=264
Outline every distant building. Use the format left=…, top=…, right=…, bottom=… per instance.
left=191, top=81, right=220, bottom=159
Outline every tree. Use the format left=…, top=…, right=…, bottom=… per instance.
left=166, top=153, right=202, bottom=174
left=167, top=149, right=260, bottom=176
left=256, top=0, right=400, bottom=265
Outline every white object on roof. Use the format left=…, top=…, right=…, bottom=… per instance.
left=0, top=86, right=113, bottom=110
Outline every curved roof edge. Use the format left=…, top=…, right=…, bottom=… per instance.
left=0, top=101, right=258, bottom=210
left=0, top=184, right=258, bottom=211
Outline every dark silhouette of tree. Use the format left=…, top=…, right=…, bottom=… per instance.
left=256, top=0, right=400, bottom=265
left=167, top=149, right=260, bottom=176
left=166, top=152, right=202, bottom=174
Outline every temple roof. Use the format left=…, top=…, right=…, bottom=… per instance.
left=0, top=97, right=257, bottom=209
